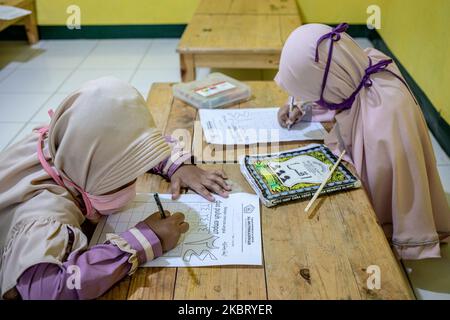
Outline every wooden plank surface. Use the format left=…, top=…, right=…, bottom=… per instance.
left=101, top=82, right=413, bottom=300
left=177, top=14, right=301, bottom=54
left=173, top=164, right=267, bottom=300
left=177, top=0, right=302, bottom=80
left=194, top=53, right=281, bottom=69
left=127, top=177, right=178, bottom=300
left=196, top=0, right=299, bottom=15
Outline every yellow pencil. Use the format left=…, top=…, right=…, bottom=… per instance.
left=304, top=150, right=346, bottom=213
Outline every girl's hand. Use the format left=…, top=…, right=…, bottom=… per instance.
left=278, top=104, right=304, bottom=128
left=170, top=165, right=231, bottom=202
left=143, top=211, right=189, bottom=252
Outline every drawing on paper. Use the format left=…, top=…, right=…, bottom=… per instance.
left=199, top=108, right=327, bottom=145
left=90, top=193, right=262, bottom=267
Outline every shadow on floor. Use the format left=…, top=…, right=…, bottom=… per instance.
left=0, top=41, right=44, bottom=68
left=403, top=243, right=450, bottom=299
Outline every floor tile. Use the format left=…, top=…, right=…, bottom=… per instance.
left=79, top=53, right=146, bottom=69
left=0, top=41, right=49, bottom=70
left=0, top=40, right=30, bottom=51
left=355, top=37, right=374, bottom=49
left=0, top=41, right=36, bottom=56
left=8, top=122, right=41, bottom=146
left=79, top=39, right=151, bottom=69
left=30, top=93, right=68, bottom=123
left=437, top=165, right=450, bottom=205
left=0, top=122, right=26, bottom=151
left=0, top=50, right=37, bottom=69
left=17, top=51, right=87, bottom=69
left=95, top=39, right=151, bottom=51
left=0, top=93, right=51, bottom=121
left=403, top=165, right=450, bottom=299
left=403, top=244, right=450, bottom=300
left=58, top=68, right=136, bottom=93
left=16, top=40, right=98, bottom=69
left=31, top=40, right=98, bottom=52
left=139, top=53, right=180, bottom=69
left=0, top=66, right=17, bottom=82
left=130, top=68, right=180, bottom=98
left=148, top=39, right=179, bottom=54
left=429, top=131, right=450, bottom=165
left=0, top=68, right=73, bottom=93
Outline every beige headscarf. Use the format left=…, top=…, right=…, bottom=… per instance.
left=0, top=77, right=171, bottom=297
left=275, top=24, right=450, bottom=260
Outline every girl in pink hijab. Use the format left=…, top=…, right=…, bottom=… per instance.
left=275, top=23, right=450, bottom=260
left=0, top=77, right=231, bottom=300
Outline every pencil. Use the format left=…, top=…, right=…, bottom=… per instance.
left=153, top=193, right=166, bottom=219
left=304, top=150, right=346, bottom=213
left=287, top=96, right=295, bottom=130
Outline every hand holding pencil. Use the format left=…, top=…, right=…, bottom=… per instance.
left=142, top=194, right=190, bottom=252
left=277, top=97, right=304, bottom=129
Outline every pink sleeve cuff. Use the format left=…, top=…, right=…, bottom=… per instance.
left=120, top=222, right=163, bottom=264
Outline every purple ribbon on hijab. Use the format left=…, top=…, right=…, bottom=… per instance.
left=315, top=23, right=408, bottom=110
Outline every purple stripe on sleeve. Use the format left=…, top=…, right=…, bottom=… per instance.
left=16, top=244, right=132, bottom=300
left=120, top=230, right=146, bottom=264
left=135, top=222, right=163, bottom=258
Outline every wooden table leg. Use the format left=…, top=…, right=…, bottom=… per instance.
left=180, top=53, right=196, bottom=82
left=23, top=3, right=39, bottom=44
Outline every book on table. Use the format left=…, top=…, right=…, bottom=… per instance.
left=240, top=144, right=361, bottom=207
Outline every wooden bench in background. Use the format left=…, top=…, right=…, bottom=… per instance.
left=177, top=0, right=302, bottom=81
left=0, top=0, right=39, bottom=44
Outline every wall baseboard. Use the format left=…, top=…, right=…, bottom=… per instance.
left=0, top=24, right=186, bottom=39
left=1, top=23, right=449, bottom=156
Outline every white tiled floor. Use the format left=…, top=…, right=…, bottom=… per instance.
left=0, top=37, right=449, bottom=299
left=58, top=68, right=136, bottom=93
left=0, top=93, right=51, bottom=121
left=0, top=38, right=181, bottom=149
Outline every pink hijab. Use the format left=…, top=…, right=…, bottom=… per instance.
left=275, top=23, right=450, bottom=260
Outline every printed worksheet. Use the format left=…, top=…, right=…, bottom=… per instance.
left=90, top=193, right=262, bottom=267
left=199, top=108, right=326, bottom=145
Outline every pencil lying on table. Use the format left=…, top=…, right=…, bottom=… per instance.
left=304, top=150, right=346, bottom=213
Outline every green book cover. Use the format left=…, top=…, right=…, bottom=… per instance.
left=240, top=144, right=361, bottom=207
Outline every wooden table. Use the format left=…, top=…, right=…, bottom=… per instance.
left=177, top=0, right=302, bottom=81
left=0, top=0, right=38, bottom=44
left=100, top=81, right=414, bottom=300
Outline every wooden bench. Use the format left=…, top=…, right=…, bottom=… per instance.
left=0, top=0, right=38, bottom=44
left=100, top=82, right=414, bottom=300
left=177, top=0, right=302, bottom=81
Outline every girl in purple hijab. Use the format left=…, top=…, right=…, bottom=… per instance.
left=276, top=23, right=450, bottom=260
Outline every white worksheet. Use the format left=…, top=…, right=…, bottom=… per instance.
left=90, top=193, right=262, bottom=267
left=0, top=5, right=31, bottom=21
left=199, top=108, right=326, bottom=145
